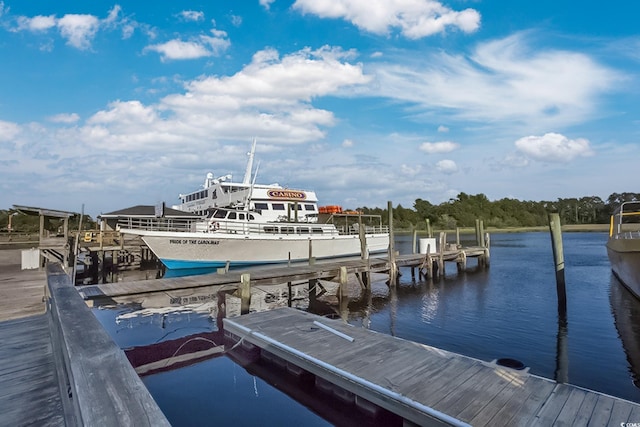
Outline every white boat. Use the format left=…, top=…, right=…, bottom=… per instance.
left=607, top=201, right=640, bottom=300
left=172, top=139, right=319, bottom=223
left=121, top=207, right=389, bottom=270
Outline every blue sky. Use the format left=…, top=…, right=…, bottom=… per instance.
left=1, top=0, right=639, bottom=218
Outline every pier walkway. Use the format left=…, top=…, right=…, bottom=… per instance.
left=0, top=250, right=64, bottom=425
left=224, top=307, right=640, bottom=427
left=78, top=249, right=487, bottom=300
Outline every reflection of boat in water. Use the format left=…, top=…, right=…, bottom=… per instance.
left=606, top=201, right=640, bottom=299
left=125, top=330, right=225, bottom=376
left=609, top=279, right=640, bottom=388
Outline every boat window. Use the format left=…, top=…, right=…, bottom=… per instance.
left=228, top=212, right=237, bottom=220
left=213, top=210, right=226, bottom=219
left=305, top=204, right=315, bottom=211
left=280, top=227, right=294, bottom=234
left=263, top=226, right=278, bottom=234
left=298, top=227, right=309, bottom=234
left=248, top=214, right=255, bottom=221
left=254, top=202, right=268, bottom=210
left=312, top=228, right=323, bottom=234
left=272, top=203, right=285, bottom=211
left=238, top=213, right=245, bottom=220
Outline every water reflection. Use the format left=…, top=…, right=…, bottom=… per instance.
left=610, top=277, right=640, bottom=388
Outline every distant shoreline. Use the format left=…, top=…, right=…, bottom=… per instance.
left=398, top=223, right=610, bottom=235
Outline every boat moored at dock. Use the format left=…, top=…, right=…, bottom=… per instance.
left=121, top=207, right=389, bottom=270
left=607, top=201, right=640, bottom=300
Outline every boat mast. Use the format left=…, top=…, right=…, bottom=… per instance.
left=243, top=138, right=257, bottom=185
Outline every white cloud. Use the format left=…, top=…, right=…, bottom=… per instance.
left=342, top=139, right=354, bottom=147
left=0, top=120, right=20, bottom=142
left=372, top=32, right=621, bottom=129
left=419, top=141, right=458, bottom=153
left=145, top=31, right=230, bottom=61
left=260, top=0, right=276, bottom=10
left=436, top=159, right=458, bottom=174
left=71, top=46, right=371, bottom=151
left=56, top=14, right=100, bottom=50
left=437, top=125, right=449, bottom=133
left=292, top=0, right=480, bottom=38
left=16, top=15, right=56, bottom=31
left=515, top=133, right=593, bottom=163
left=48, top=113, right=80, bottom=124
left=230, top=14, right=242, bottom=26
left=180, top=10, right=205, bottom=22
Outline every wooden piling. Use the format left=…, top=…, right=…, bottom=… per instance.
left=426, top=218, right=432, bottom=238
left=387, top=201, right=397, bottom=285
left=240, top=273, right=251, bottom=315
left=339, top=266, right=348, bottom=300
left=548, top=213, right=567, bottom=314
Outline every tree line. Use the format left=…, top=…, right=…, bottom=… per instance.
left=356, top=192, right=640, bottom=230
left=1, top=192, right=639, bottom=232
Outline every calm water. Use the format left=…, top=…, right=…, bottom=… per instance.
left=92, top=232, right=640, bottom=426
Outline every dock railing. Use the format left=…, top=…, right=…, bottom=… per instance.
left=46, top=263, right=170, bottom=426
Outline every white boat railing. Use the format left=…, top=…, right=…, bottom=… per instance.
left=118, top=216, right=390, bottom=236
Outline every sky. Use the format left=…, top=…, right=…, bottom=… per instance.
left=1, top=0, right=639, bottom=218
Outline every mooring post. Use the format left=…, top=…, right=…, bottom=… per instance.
left=548, top=213, right=567, bottom=314
left=308, top=278, right=317, bottom=307
left=358, top=215, right=370, bottom=288
left=475, top=219, right=481, bottom=247
left=426, top=218, right=432, bottom=238
left=412, top=228, right=417, bottom=254
left=555, top=311, right=569, bottom=383
left=308, top=239, right=315, bottom=265
left=387, top=201, right=397, bottom=285
left=479, top=220, right=485, bottom=248
left=339, top=266, right=348, bottom=302
left=240, top=273, right=251, bottom=315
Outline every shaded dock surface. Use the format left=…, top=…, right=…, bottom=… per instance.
left=224, top=307, right=640, bottom=427
left=0, top=315, right=65, bottom=426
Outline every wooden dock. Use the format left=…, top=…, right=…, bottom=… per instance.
left=78, top=246, right=489, bottom=301
left=224, top=307, right=640, bottom=427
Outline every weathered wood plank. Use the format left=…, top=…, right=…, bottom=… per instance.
left=552, top=387, right=587, bottom=426
left=586, top=395, right=614, bottom=427
left=609, top=398, right=634, bottom=425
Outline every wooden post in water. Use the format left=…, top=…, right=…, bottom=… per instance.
left=548, top=213, right=567, bottom=314
left=358, top=215, right=369, bottom=288
left=308, top=239, right=315, bottom=265
left=475, top=219, right=481, bottom=247
left=308, top=278, right=317, bottom=308
left=387, top=201, right=397, bottom=285
left=339, top=266, right=348, bottom=302
left=426, top=219, right=432, bottom=238
left=240, top=273, right=251, bottom=315
left=456, top=227, right=460, bottom=248
left=479, top=220, right=485, bottom=248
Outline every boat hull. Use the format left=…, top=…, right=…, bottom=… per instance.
left=133, top=231, right=389, bottom=270
left=607, top=237, right=640, bottom=300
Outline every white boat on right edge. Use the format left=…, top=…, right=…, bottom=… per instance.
left=121, top=207, right=389, bottom=270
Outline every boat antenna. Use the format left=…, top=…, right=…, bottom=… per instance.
left=242, top=138, right=257, bottom=185
left=245, top=160, right=261, bottom=213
